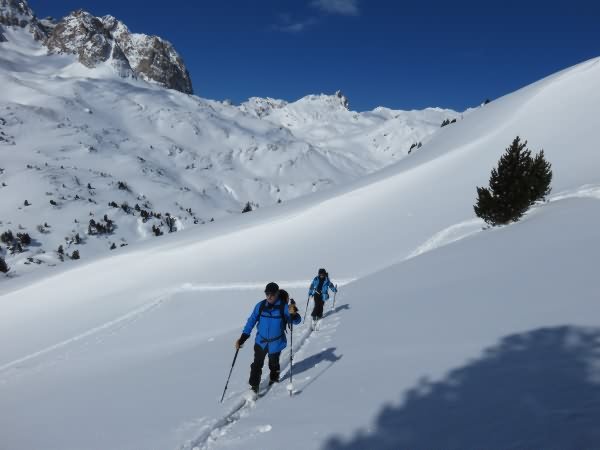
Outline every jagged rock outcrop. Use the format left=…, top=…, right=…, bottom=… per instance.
left=45, top=10, right=134, bottom=78
left=102, top=16, right=193, bottom=94
left=0, top=0, right=193, bottom=94
left=0, top=0, right=47, bottom=41
left=335, top=90, right=350, bottom=109
left=46, top=10, right=193, bottom=93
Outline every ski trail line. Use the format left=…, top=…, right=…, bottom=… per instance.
left=0, top=294, right=168, bottom=374
left=181, top=304, right=344, bottom=450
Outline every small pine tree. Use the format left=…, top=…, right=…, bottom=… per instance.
left=57, top=245, right=64, bottom=255
left=110, top=243, right=117, bottom=250
left=0, top=230, right=13, bottom=244
left=17, top=232, right=31, bottom=245
left=0, top=256, right=9, bottom=274
left=71, top=250, right=80, bottom=260
left=242, top=202, right=253, bottom=213
left=474, top=136, right=552, bottom=226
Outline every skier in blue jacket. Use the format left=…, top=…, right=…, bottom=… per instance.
left=308, top=268, right=337, bottom=323
left=235, top=282, right=301, bottom=394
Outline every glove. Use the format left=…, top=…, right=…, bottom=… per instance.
left=288, top=303, right=298, bottom=314
left=235, top=333, right=250, bottom=349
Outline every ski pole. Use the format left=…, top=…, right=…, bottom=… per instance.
left=303, top=295, right=311, bottom=324
left=289, top=301, right=295, bottom=397
left=220, top=348, right=240, bottom=403
left=332, top=285, right=338, bottom=310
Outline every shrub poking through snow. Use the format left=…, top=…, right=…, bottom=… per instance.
left=71, top=250, right=80, bottom=260
left=17, top=232, right=31, bottom=246
left=0, top=256, right=8, bottom=274
left=117, top=181, right=130, bottom=191
left=0, top=230, right=13, bottom=244
left=242, top=201, right=253, bottom=213
left=165, top=214, right=176, bottom=233
left=474, top=136, right=553, bottom=226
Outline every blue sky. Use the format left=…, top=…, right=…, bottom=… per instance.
left=30, top=0, right=600, bottom=111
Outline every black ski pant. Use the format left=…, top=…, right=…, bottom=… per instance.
left=311, top=293, right=324, bottom=319
left=249, top=344, right=281, bottom=388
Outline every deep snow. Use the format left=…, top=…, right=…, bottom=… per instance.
left=0, top=21, right=600, bottom=450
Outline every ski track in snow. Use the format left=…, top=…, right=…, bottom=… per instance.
left=180, top=279, right=356, bottom=292
left=404, top=184, right=600, bottom=263
left=406, top=218, right=483, bottom=260
left=181, top=302, right=344, bottom=450
left=0, top=293, right=169, bottom=377
left=0, top=280, right=352, bottom=382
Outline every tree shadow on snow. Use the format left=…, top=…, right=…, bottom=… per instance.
left=323, top=326, right=600, bottom=450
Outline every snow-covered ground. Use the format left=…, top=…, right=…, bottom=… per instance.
left=0, top=25, right=457, bottom=277
left=1, top=17, right=600, bottom=450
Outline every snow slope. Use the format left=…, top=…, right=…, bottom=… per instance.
left=0, top=26, right=456, bottom=277
left=0, top=34, right=599, bottom=450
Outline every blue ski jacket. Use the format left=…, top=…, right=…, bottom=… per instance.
left=308, top=276, right=337, bottom=301
left=242, top=299, right=301, bottom=354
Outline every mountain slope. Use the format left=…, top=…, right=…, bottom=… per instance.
left=0, top=25, right=456, bottom=278
left=0, top=50, right=599, bottom=449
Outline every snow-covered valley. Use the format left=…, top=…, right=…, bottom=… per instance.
left=1, top=1, right=600, bottom=449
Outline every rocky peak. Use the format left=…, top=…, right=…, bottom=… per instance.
left=45, top=10, right=193, bottom=94
left=0, top=0, right=47, bottom=41
left=335, top=90, right=350, bottom=110
left=46, top=9, right=132, bottom=77
left=0, top=1, right=194, bottom=94
left=240, top=97, right=288, bottom=118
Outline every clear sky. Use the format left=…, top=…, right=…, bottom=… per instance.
left=29, top=0, right=600, bottom=111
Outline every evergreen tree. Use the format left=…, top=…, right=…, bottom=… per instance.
left=17, top=233, right=31, bottom=246
left=474, top=136, right=552, bottom=226
left=71, top=250, right=80, bottom=260
left=0, top=230, right=13, bottom=244
left=242, top=202, right=253, bottom=213
left=0, top=256, right=8, bottom=274
left=529, top=150, right=553, bottom=202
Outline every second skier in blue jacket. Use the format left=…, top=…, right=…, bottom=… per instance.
left=308, top=268, right=337, bottom=321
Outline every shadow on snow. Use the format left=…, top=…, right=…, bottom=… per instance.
left=323, top=326, right=600, bottom=450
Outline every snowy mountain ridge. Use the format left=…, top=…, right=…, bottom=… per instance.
left=0, top=23, right=459, bottom=278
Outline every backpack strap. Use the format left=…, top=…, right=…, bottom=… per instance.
left=257, top=299, right=287, bottom=333
left=256, top=299, right=268, bottom=325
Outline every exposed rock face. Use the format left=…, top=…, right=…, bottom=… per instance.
left=335, top=90, right=350, bottom=110
left=46, top=11, right=193, bottom=93
left=46, top=10, right=132, bottom=75
left=0, top=0, right=193, bottom=94
left=0, top=0, right=47, bottom=41
left=102, top=16, right=193, bottom=94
